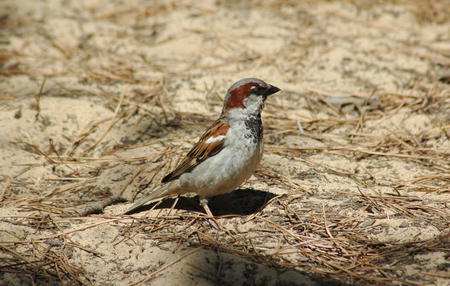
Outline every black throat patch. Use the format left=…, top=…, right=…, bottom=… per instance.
left=244, top=114, right=263, bottom=143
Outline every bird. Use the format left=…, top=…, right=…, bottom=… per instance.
left=124, top=78, right=280, bottom=215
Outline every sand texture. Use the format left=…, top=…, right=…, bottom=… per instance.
left=0, top=0, right=449, bottom=285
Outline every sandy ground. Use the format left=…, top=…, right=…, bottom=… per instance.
left=0, top=0, right=449, bottom=285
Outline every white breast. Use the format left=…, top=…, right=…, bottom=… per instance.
left=177, top=124, right=262, bottom=199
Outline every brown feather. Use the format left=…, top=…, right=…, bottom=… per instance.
left=224, top=82, right=259, bottom=111
left=161, top=120, right=230, bottom=183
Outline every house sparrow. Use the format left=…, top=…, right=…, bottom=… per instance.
left=124, top=78, right=280, bottom=215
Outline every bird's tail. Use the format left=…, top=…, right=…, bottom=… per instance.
left=124, top=183, right=175, bottom=214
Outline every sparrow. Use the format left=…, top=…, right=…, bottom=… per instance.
left=124, top=78, right=280, bottom=215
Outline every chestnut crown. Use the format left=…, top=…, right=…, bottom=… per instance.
left=222, top=78, right=280, bottom=114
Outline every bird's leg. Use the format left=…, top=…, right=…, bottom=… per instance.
left=200, top=198, right=214, bottom=217
left=167, top=196, right=179, bottom=216
left=199, top=198, right=223, bottom=230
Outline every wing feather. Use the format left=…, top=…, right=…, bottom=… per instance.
left=161, top=120, right=230, bottom=183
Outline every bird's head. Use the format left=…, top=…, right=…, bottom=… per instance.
left=222, top=78, right=280, bottom=116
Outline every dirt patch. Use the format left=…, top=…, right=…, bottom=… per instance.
left=1, top=0, right=449, bottom=285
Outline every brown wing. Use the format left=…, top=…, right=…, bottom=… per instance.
left=161, top=120, right=230, bottom=183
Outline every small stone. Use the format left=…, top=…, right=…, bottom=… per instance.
left=360, top=218, right=375, bottom=228
left=399, top=221, right=409, bottom=228
left=14, top=109, right=22, bottom=119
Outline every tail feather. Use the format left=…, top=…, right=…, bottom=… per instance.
left=124, top=184, right=173, bottom=214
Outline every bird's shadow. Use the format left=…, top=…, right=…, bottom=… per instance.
left=127, top=188, right=277, bottom=216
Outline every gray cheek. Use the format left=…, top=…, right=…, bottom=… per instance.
left=244, top=95, right=265, bottom=113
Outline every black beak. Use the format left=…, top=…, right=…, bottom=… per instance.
left=262, top=85, right=280, bottom=96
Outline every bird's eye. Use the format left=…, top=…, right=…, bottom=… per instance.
left=251, top=85, right=264, bottom=94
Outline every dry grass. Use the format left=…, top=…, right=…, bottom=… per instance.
left=0, top=0, right=449, bottom=285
